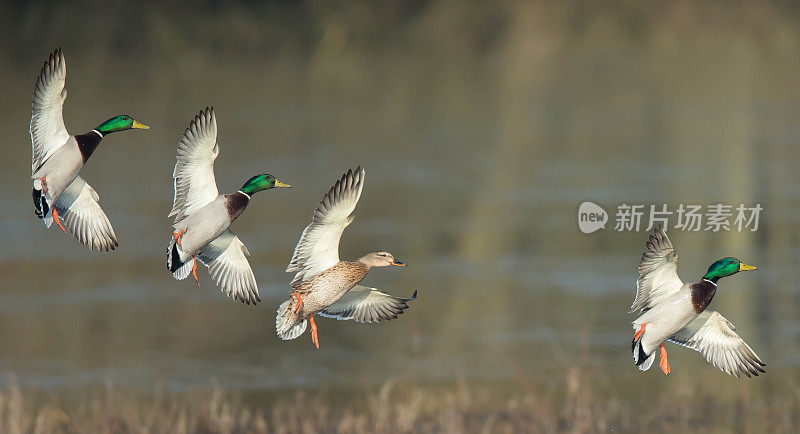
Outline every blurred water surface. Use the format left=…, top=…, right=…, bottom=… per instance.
left=1, top=1, right=800, bottom=397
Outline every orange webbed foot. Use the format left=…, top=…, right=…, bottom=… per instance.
left=659, top=343, right=671, bottom=375
left=633, top=322, right=647, bottom=342
left=309, top=315, right=319, bottom=349
left=191, top=256, right=199, bottom=287
left=292, top=293, right=304, bottom=314
left=51, top=207, right=67, bottom=232
left=172, top=229, right=186, bottom=246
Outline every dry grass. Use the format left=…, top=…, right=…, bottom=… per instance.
left=1, top=366, right=800, bottom=433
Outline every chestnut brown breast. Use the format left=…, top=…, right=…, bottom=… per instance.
left=690, top=280, right=717, bottom=314
left=225, top=192, right=250, bottom=221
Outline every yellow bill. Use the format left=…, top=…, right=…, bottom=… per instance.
left=132, top=120, right=150, bottom=130
left=739, top=263, right=758, bottom=271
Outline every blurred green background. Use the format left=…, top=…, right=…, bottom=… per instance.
left=2, top=0, right=800, bottom=431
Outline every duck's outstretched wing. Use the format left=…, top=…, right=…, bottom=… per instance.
left=31, top=48, right=70, bottom=174
left=669, top=310, right=766, bottom=378
left=319, top=285, right=416, bottom=323
left=52, top=176, right=118, bottom=251
left=630, top=225, right=684, bottom=313
left=286, top=167, right=365, bottom=285
left=169, top=107, right=220, bottom=223
left=198, top=229, right=259, bottom=305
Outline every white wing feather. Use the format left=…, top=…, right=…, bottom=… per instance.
left=30, top=48, right=70, bottom=174
left=318, top=285, right=416, bottom=323
left=169, top=107, right=220, bottom=222
left=286, top=167, right=365, bottom=285
left=198, top=229, right=259, bottom=305
left=669, top=311, right=766, bottom=378
left=630, top=225, right=684, bottom=313
left=52, top=176, right=118, bottom=251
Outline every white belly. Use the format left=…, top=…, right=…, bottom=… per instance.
left=32, top=141, right=83, bottom=201
left=173, top=197, right=230, bottom=258
left=633, top=285, right=699, bottom=355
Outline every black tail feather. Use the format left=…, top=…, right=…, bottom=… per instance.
left=32, top=187, right=47, bottom=219
left=633, top=339, right=649, bottom=366
left=168, top=241, right=184, bottom=273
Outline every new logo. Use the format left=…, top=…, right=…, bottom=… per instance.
left=578, top=201, right=608, bottom=234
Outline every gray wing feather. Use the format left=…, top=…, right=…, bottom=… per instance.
left=286, top=167, right=365, bottom=285
left=318, top=285, right=416, bottom=323
left=53, top=176, right=118, bottom=251
left=630, top=225, right=683, bottom=313
left=30, top=48, right=70, bottom=174
left=669, top=311, right=766, bottom=378
left=169, top=107, right=220, bottom=222
left=198, top=229, right=259, bottom=305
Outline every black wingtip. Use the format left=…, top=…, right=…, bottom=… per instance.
left=408, top=290, right=418, bottom=301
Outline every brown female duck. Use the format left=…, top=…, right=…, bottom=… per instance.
left=276, top=167, right=416, bottom=348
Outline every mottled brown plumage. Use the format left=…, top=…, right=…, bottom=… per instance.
left=275, top=168, right=415, bottom=347
left=289, top=261, right=370, bottom=317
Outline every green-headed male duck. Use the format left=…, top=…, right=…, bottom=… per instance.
left=276, top=167, right=416, bottom=348
left=166, top=107, right=291, bottom=304
left=630, top=226, right=765, bottom=377
left=31, top=48, right=150, bottom=250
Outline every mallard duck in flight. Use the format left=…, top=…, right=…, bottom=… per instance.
left=276, top=167, right=416, bottom=348
left=630, top=226, right=766, bottom=377
left=30, top=48, right=150, bottom=250
left=166, top=107, right=291, bottom=304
